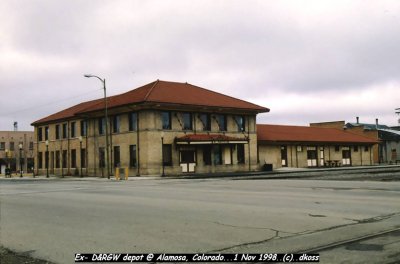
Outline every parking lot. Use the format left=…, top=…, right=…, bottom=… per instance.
left=1, top=169, right=400, bottom=263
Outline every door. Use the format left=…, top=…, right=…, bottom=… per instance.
left=342, top=147, right=351, bottom=166
left=180, top=150, right=196, bottom=172
left=307, top=147, right=317, bottom=167
left=281, top=146, right=288, bottom=167
left=319, top=147, right=325, bottom=167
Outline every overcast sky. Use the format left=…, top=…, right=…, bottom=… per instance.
left=1, top=0, right=400, bottom=131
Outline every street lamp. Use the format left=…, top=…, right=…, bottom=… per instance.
left=84, top=74, right=110, bottom=179
left=79, top=136, right=83, bottom=177
left=19, top=143, right=23, bottom=178
left=45, top=140, right=49, bottom=178
left=161, top=131, right=165, bottom=177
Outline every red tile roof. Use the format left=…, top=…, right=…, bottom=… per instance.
left=257, top=124, right=378, bottom=144
left=32, top=80, right=269, bottom=125
left=176, top=134, right=248, bottom=143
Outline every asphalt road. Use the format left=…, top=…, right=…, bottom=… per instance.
left=1, top=174, right=400, bottom=263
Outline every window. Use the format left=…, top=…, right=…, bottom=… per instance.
left=98, top=117, right=105, bottom=135
left=71, top=122, right=76, bottom=138
left=161, top=112, right=171, bottom=130
left=234, top=116, right=246, bottom=132
left=81, top=149, right=86, bottom=168
left=55, top=151, right=60, bottom=168
left=364, top=146, right=369, bottom=152
left=9, top=142, right=14, bottom=151
left=55, top=125, right=60, bottom=139
left=71, top=149, right=76, bottom=168
left=129, top=112, right=137, bottom=131
left=162, top=144, right=172, bottom=166
left=199, top=113, right=211, bottom=131
left=29, top=142, right=34, bottom=150
left=296, top=146, right=303, bottom=152
left=62, top=150, right=67, bottom=168
left=354, top=146, right=359, bottom=152
left=45, top=126, right=49, bottom=140
left=237, top=144, right=245, bottom=164
left=203, top=146, right=212, bottom=165
left=38, top=127, right=43, bottom=141
left=213, top=145, right=222, bottom=165
left=180, top=150, right=195, bottom=163
left=80, top=120, right=87, bottom=136
left=62, top=124, right=68, bottom=139
left=182, top=113, right=192, bottom=130
left=45, top=151, right=49, bottom=168
left=113, top=115, right=120, bottom=133
left=335, top=146, right=340, bottom=152
left=99, top=147, right=105, bottom=168
left=129, top=145, right=137, bottom=167
left=38, top=152, right=43, bottom=169
left=0, top=142, right=5, bottom=150
left=215, top=114, right=227, bottom=131
left=114, top=146, right=120, bottom=167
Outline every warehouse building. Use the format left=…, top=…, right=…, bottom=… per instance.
left=257, top=124, right=377, bottom=169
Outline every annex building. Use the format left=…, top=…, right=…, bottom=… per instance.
left=32, top=80, right=269, bottom=176
left=257, top=124, right=377, bottom=169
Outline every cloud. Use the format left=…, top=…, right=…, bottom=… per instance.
left=0, top=0, right=400, bottom=130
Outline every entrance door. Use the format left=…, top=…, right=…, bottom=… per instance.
left=342, top=147, right=351, bottom=166
left=180, top=150, right=196, bottom=172
left=307, top=147, right=317, bottom=167
left=281, top=146, right=288, bottom=167
left=319, top=147, right=325, bottom=167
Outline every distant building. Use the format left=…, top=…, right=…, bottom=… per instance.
left=311, top=118, right=400, bottom=164
left=0, top=131, right=35, bottom=174
left=31, top=80, right=269, bottom=176
left=257, top=124, right=377, bottom=169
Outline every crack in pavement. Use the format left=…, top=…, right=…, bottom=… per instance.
left=212, top=221, right=306, bottom=235
left=209, top=212, right=400, bottom=253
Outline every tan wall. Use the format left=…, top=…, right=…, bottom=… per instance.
left=0, top=131, right=34, bottom=173
left=310, top=121, right=345, bottom=129
left=34, top=110, right=259, bottom=176
left=258, top=143, right=374, bottom=170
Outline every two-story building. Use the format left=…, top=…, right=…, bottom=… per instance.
left=31, top=80, right=269, bottom=176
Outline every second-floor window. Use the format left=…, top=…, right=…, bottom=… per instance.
left=38, top=127, right=43, bottom=141
left=182, top=113, right=192, bottom=130
left=113, top=115, right=120, bottom=133
left=29, top=142, right=34, bottom=150
left=215, top=114, right=227, bottom=131
left=98, top=117, right=105, bottom=135
left=55, top=125, right=60, bottom=139
left=199, top=113, right=211, bottom=131
left=234, top=116, right=246, bottom=132
left=62, top=124, right=68, bottom=139
left=9, top=142, right=14, bottom=151
left=80, top=120, right=87, bottom=136
left=45, top=126, right=49, bottom=140
left=129, top=112, right=137, bottom=131
left=71, top=122, right=76, bottom=138
left=162, top=111, right=171, bottom=130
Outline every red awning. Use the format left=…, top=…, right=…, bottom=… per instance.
left=176, top=134, right=248, bottom=145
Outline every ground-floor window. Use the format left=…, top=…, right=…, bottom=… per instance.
left=203, top=146, right=212, bottom=165
left=213, top=145, right=222, bottom=165
left=163, top=144, right=172, bottom=166
left=99, top=147, right=105, bottom=168
left=237, top=144, right=245, bottom=164
left=129, top=145, right=136, bottom=167
left=55, top=151, right=60, bottom=168
left=180, top=150, right=195, bottom=163
left=114, top=146, right=120, bottom=167
left=81, top=148, right=86, bottom=168
left=38, top=152, right=43, bottom=169
left=62, top=150, right=67, bottom=168
left=281, top=146, right=288, bottom=167
left=71, top=149, right=76, bottom=168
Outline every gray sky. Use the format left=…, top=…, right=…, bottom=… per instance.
left=1, top=0, right=400, bottom=131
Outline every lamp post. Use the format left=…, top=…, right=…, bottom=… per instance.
left=19, top=143, right=23, bottom=178
left=45, top=140, right=49, bottom=178
left=79, top=136, right=83, bottom=177
left=161, top=131, right=165, bottom=177
left=84, top=74, right=110, bottom=179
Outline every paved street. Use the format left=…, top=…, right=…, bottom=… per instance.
left=1, top=175, right=400, bottom=263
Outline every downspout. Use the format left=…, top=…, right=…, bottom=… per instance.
left=67, top=121, right=70, bottom=175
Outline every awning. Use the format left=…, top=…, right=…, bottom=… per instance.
left=175, top=134, right=248, bottom=145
